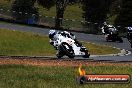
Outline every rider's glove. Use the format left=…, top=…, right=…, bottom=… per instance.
left=50, top=42, right=54, bottom=45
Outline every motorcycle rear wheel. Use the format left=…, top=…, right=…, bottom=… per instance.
left=83, top=50, right=90, bottom=58
left=56, top=51, right=64, bottom=58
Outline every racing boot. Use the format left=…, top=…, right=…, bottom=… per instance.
left=74, top=39, right=82, bottom=47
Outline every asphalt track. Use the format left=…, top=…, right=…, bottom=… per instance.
left=0, top=22, right=132, bottom=61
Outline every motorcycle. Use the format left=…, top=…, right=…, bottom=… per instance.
left=52, top=33, right=90, bottom=58
left=103, top=25, right=123, bottom=43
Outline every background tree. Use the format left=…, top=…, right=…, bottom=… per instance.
left=54, top=0, right=77, bottom=28
left=107, top=0, right=121, bottom=24
left=37, top=0, right=68, bottom=28
left=37, top=0, right=72, bottom=28
left=81, top=0, right=112, bottom=33
left=115, top=0, right=132, bottom=27
left=12, top=0, right=77, bottom=28
left=55, top=0, right=69, bottom=28
left=12, top=0, right=39, bottom=24
left=37, top=0, right=55, bottom=10
left=82, top=0, right=112, bottom=23
left=108, top=0, right=121, bottom=17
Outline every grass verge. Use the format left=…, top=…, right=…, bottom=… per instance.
left=0, top=28, right=120, bottom=56
left=0, top=64, right=131, bottom=88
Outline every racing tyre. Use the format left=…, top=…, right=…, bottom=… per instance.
left=60, top=42, right=75, bottom=58
left=119, top=37, right=123, bottom=43
left=115, top=35, right=123, bottom=43
left=106, top=38, right=109, bottom=42
left=56, top=51, right=64, bottom=58
left=83, top=50, right=90, bottom=58
left=119, top=39, right=123, bottom=43
left=112, top=38, right=116, bottom=42
left=80, top=47, right=90, bottom=58
left=105, top=36, right=109, bottom=42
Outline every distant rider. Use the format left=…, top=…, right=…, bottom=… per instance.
left=101, top=22, right=118, bottom=35
left=127, top=27, right=132, bottom=39
left=101, top=22, right=109, bottom=34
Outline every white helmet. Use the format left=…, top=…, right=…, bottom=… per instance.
left=103, top=22, right=107, bottom=25
left=49, top=30, right=56, bottom=39
left=128, top=27, right=132, bottom=30
left=49, top=30, right=56, bottom=35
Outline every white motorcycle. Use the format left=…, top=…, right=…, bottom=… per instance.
left=53, top=33, right=90, bottom=58
left=102, top=25, right=123, bottom=43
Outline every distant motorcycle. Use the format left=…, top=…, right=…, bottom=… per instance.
left=102, top=25, right=123, bottom=43
left=52, top=33, right=90, bottom=58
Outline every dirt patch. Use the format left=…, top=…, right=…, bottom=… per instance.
left=0, top=58, right=132, bottom=67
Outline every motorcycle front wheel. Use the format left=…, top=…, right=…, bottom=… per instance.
left=118, top=37, right=123, bottom=43
left=60, top=42, right=75, bottom=58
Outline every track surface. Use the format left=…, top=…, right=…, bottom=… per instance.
left=0, top=22, right=132, bottom=61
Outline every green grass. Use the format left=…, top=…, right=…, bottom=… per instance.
left=38, top=4, right=84, bottom=28
left=37, top=4, right=83, bottom=21
left=82, top=42, right=120, bottom=55
left=0, top=64, right=131, bottom=88
left=0, top=28, right=120, bottom=56
left=0, top=0, right=12, bottom=10
left=64, top=4, right=84, bottom=21
left=0, top=0, right=84, bottom=29
left=0, top=0, right=118, bottom=30
left=0, top=29, right=55, bottom=56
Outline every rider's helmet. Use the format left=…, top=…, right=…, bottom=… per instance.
left=49, top=30, right=56, bottom=39
left=103, top=22, right=108, bottom=27
left=103, top=22, right=107, bottom=25
left=127, top=27, right=132, bottom=31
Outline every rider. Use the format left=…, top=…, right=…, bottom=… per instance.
left=101, top=22, right=118, bottom=35
left=127, top=27, right=132, bottom=38
left=49, top=30, right=56, bottom=46
left=49, top=30, right=82, bottom=49
left=101, top=22, right=109, bottom=34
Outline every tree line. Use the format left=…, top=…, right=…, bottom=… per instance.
left=11, top=0, right=132, bottom=29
